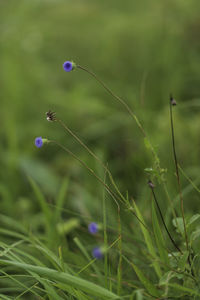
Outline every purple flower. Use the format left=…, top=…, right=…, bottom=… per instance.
left=63, top=61, right=74, bottom=72
left=35, top=137, right=48, bottom=148
left=92, top=247, right=103, bottom=259
left=88, top=222, right=98, bottom=234
left=35, top=137, right=43, bottom=148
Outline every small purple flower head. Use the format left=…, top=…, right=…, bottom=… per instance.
left=63, top=61, right=76, bottom=72
left=88, top=222, right=98, bottom=234
left=35, top=137, right=43, bottom=148
left=35, top=137, right=48, bottom=148
left=92, top=247, right=103, bottom=259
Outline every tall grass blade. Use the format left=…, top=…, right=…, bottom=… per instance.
left=151, top=201, right=170, bottom=269
left=28, top=176, right=52, bottom=228
left=133, top=200, right=162, bottom=277
left=131, top=262, right=161, bottom=297
left=54, top=177, right=69, bottom=222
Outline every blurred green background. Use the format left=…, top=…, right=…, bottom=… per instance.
left=1, top=0, right=200, bottom=228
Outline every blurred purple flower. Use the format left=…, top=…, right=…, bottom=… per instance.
left=88, top=222, right=98, bottom=234
left=35, top=137, right=43, bottom=148
left=63, top=61, right=74, bottom=72
left=92, top=247, right=103, bottom=259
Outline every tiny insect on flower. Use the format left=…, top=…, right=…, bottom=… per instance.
left=63, top=61, right=76, bottom=72
left=92, top=247, right=103, bottom=259
left=88, top=222, right=98, bottom=234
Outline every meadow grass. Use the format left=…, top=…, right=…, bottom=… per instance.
left=1, top=62, right=200, bottom=300
left=1, top=1, right=200, bottom=299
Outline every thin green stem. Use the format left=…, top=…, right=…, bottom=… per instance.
left=149, top=182, right=182, bottom=254
left=77, top=65, right=162, bottom=169
left=169, top=99, right=189, bottom=252
left=103, top=169, right=108, bottom=289
left=49, top=140, right=120, bottom=208
left=50, top=139, right=182, bottom=270
left=76, top=65, right=178, bottom=223
left=77, top=65, right=146, bottom=137
left=117, top=206, right=122, bottom=296
left=179, top=164, right=200, bottom=194
left=57, top=118, right=126, bottom=204
left=49, top=140, right=157, bottom=244
left=163, top=183, right=179, bottom=231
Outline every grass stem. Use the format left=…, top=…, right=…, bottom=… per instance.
left=148, top=181, right=182, bottom=254
left=169, top=96, right=189, bottom=252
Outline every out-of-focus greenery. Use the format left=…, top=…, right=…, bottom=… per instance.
left=1, top=0, right=200, bottom=298
left=1, top=0, right=200, bottom=211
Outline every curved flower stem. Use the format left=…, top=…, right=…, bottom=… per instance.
left=77, top=65, right=146, bottom=137
left=49, top=140, right=121, bottom=209
left=77, top=65, right=163, bottom=173
left=148, top=181, right=182, bottom=254
left=169, top=99, right=189, bottom=252
left=169, top=99, right=195, bottom=276
left=76, top=64, right=178, bottom=225
left=117, top=205, right=122, bottom=296
left=57, top=118, right=126, bottom=203
left=50, top=140, right=182, bottom=267
left=49, top=140, right=155, bottom=236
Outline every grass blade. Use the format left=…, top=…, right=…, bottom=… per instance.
left=131, top=262, right=161, bottom=297
left=151, top=201, right=170, bottom=269
left=133, top=200, right=162, bottom=277
left=0, top=260, right=119, bottom=299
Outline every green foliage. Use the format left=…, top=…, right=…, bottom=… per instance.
left=1, top=0, right=200, bottom=299
left=0, top=259, right=118, bottom=299
left=151, top=201, right=170, bottom=269
left=133, top=200, right=162, bottom=278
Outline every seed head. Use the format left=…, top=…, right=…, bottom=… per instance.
left=148, top=180, right=155, bottom=189
left=63, top=61, right=76, bottom=72
left=170, top=94, right=177, bottom=106
left=88, top=222, right=98, bottom=234
left=46, top=110, right=56, bottom=122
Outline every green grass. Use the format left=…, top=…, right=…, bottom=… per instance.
left=1, top=0, right=200, bottom=299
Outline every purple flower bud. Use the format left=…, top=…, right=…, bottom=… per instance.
left=35, top=137, right=48, bottom=148
left=63, top=61, right=75, bottom=72
left=35, top=137, right=43, bottom=148
left=88, top=222, right=98, bottom=234
left=92, top=247, right=103, bottom=259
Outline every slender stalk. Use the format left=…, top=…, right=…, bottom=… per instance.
left=117, top=206, right=122, bottom=296
left=148, top=181, right=182, bottom=254
left=49, top=140, right=155, bottom=241
left=77, top=65, right=162, bottom=170
left=49, top=140, right=120, bottom=209
left=77, top=65, right=164, bottom=171
left=163, top=184, right=179, bottom=232
left=179, top=164, right=200, bottom=194
left=169, top=96, right=189, bottom=251
left=77, top=65, right=146, bottom=137
left=102, top=169, right=108, bottom=289
left=76, top=65, right=178, bottom=222
left=56, top=118, right=126, bottom=204
left=50, top=139, right=181, bottom=267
